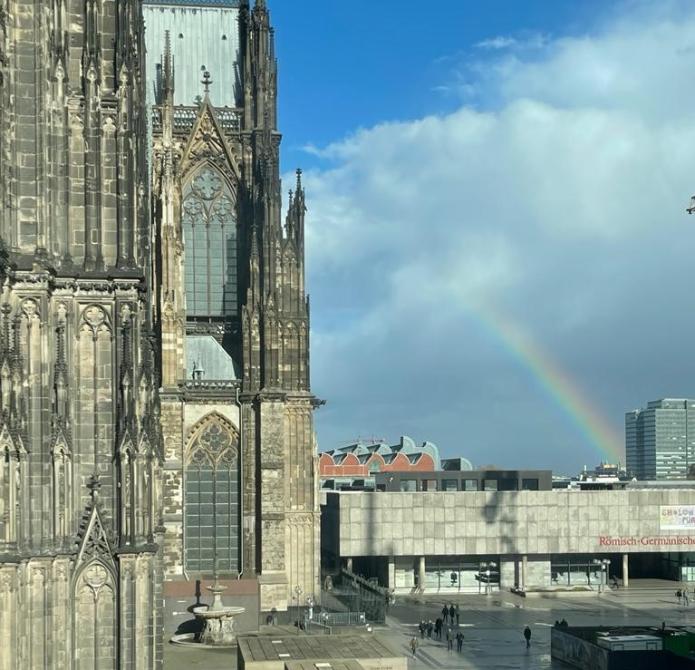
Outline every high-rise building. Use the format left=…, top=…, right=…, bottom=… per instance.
left=0, top=0, right=162, bottom=664
left=145, top=0, right=321, bottom=615
left=626, top=399, right=695, bottom=480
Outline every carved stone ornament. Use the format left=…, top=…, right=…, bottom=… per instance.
left=77, top=504, right=113, bottom=566
left=20, top=298, right=39, bottom=320
left=81, top=304, right=110, bottom=334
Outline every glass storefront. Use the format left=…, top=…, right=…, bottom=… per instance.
left=550, top=555, right=608, bottom=588
left=395, top=556, right=500, bottom=593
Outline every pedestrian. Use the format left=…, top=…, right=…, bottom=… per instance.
left=612, top=575, right=619, bottom=590
left=685, top=590, right=690, bottom=607
left=435, top=618, right=442, bottom=640
left=455, top=604, right=460, bottom=626
left=410, top=637, right=418, bottom=657
left=442, top=604, right=448, bottom=624
left=456, top=632, right=464, bottom=652
left=446, top=627, right=453, bottom=653
left=427, top=620, right=433, bottom=639
left=523, top=625, right=532, bottom=649
left=449, top=603, right=455, bottom=624
left=419, top=620, right=425, bottom=639
left=560, top=618, right=568, bottom=628
left=677, top=589, right=682, bottom=605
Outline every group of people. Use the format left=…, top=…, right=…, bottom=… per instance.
left=676, top=586, right=694, bottom=605
left=409, top=602, right=535, bottom=657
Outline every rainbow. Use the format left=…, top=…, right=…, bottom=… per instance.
left=469, top=302, right=624, bottom=464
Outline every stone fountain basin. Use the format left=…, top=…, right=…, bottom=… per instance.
left=193, top=605, right=246, bottom=618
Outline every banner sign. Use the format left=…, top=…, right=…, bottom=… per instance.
left=660, top=505, right=695, bottom=531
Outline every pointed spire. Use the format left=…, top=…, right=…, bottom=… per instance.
left=201, top=69, right=213, bottom=97
left=295, top=168, right=303, bottom=193
left=250, top=222, right=259, bottom=260
left=162, top=30, right=174, bottom=101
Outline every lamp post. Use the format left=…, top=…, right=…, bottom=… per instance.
left=480, top=561, right=497, bottom=595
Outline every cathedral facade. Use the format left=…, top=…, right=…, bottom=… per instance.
left=0, top=0, right=163, bottom=664
left=146, top=0, right=320, bottom=614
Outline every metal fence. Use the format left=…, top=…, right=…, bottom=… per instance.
left=320, top=570, right=388, bottom=624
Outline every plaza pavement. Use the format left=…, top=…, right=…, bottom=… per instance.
left=163, top=579, right=695, bottom=670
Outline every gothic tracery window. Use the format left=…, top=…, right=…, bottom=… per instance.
left=182, top=166, right=238, bottom=318
left=184, top=415, right=239, bottom=574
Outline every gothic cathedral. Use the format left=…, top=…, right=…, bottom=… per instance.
left=0, top=0, right=319, bottom=663
left=0, top=0, right=163, bottom=664
left=148, top=0, right=321, bottom=614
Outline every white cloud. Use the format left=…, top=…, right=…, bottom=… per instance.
left=475, top=33, right=549, bottom=52
left=476, top=36, right=519, bottom=50
left=302, top=4, right=695, bottom=470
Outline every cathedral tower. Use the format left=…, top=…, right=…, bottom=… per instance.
left=147, top=0, right=320, bottom=615
left=0, top=0, right=163, bottom=664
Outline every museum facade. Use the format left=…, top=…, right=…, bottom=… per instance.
left=322, top=483, right=695, bottom=593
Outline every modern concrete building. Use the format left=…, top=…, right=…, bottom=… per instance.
left=319, top=436, right=441, bottom=490
left=374, top=469, right=552, bottom=492
left=626, top=399, right=695, bottom=480
left=322, top=484, right=695, bottom=594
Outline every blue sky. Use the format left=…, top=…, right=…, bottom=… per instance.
left=265, top=0, right=695, bottom=473
left=273, top=0, right=610, bottom=167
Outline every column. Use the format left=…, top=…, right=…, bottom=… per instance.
left=622, top=554, right=629, bottom=588
left=388, top=556, right=395, bottom=591
left=521, top=555, right=528, bottom=591
left=418, top=556, right=426, bottom=591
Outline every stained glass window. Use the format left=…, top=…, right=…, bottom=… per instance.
left=184, top=417, right=239, bottom=574
left=182, top=166, right=238, bottom=318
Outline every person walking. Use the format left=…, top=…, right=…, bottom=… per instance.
left=677, top=589, right=683, bottom=605
left=456, top=631, right=464, bottom=652
left=523, top=625, right=532, bottom=649
left=442, top=604, right=449, bottom=625
left=427, top=620, right=433, bottom=639
left=684, top=589, right=690, bottom=607
left=410, top=637, right=418, bottom=657
left=419, top=620, right=425, bottom=639
left=455, top=604, right=460, bottom=626
left=435, top=618, right=442, bottom=640
left=448, top=603, right=455, bottom=624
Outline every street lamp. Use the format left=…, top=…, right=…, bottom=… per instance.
left=480, top=561, right=497, bottom=596
left=593, top=559, right=611, bottom=593
left=602, top=559, right=611, bottom=590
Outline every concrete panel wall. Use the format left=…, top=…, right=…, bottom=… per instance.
left=327, top=489, right=695, bottom=558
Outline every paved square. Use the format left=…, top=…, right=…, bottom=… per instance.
left=163, top=581, right=695, bottom=669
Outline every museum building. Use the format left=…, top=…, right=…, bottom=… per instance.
left=322, top=481, right=695, bottom=593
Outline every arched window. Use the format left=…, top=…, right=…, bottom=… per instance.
left=182, top=166, right=238, bottom=318
left=184, top=415, right=239, bottom=574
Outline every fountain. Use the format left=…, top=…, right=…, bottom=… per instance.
left=171, top=572, right=246, bottom=648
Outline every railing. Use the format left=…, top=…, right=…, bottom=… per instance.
left=316, top=611, right=366, bottom=627
left=181, top=380, right=239, bottom=392
left=322, top=571, right=388, bottom=624
left=151, top=105, right=242, bottom=135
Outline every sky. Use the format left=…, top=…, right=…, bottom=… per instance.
left=268, top=0, right=695, bottom=473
